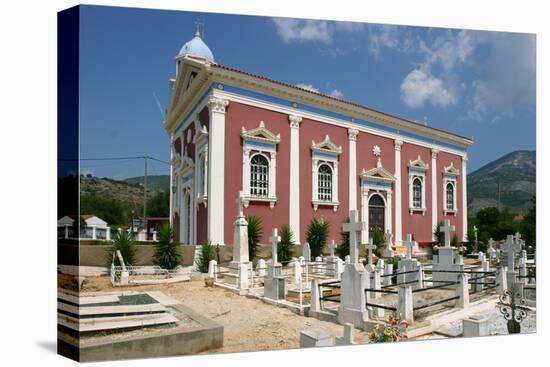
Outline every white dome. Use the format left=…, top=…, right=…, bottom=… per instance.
left=178, top=31, right=215, bottom=62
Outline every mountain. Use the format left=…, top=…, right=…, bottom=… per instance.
left=80, top=175, right=165, bottom=206
left=123, top=175, right=170, bottom=191
left=468, top=150, right=536, bottom=214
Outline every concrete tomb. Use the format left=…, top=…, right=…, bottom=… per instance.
left=264, top=228, right=286, bottom=301
left=432, top=220, right=464, bottom=289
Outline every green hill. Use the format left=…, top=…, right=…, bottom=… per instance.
left=123, top=175, right=170, bottom=191
left=468, top=150, right=536, bottom=215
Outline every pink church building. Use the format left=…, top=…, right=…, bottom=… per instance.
left=164, top=31, right=473, bottom=248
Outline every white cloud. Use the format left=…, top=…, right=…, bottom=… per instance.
left=470, top=32, right=535, bottom=119
left=400, top=30, right=475, bottom=108
left=272, top=18, right=333, bottom=44
left=296, top=83, right=320, bottom=93
left=368, top=25, right=412, bottom=57
left=328, top=89, right=344, bottom=99
left=400, top=68, right=456, bottom=108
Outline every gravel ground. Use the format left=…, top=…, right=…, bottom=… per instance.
left=79, top=276, right=371, bottom=353
left=445, top=307, right=536, bottom=336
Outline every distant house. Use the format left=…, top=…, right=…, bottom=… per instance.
left=146, top=217, right=170, bottom=241
left=57, top=214, right=111, bottom=240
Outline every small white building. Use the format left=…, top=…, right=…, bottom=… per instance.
left=57, top=214, right=111, bottom=240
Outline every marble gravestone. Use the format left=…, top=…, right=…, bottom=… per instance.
left=432, top=220, right=464, bottom=289
left=264, top=228, right=286, bottom=301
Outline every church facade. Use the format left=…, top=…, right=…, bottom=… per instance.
left=164, top=32, right=473, bottom=247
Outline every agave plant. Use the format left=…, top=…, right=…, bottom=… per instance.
left=196, top=240, right=216, bottom=273
left=306, top=217, right=330, bottom=258
left=153, top=224, right=181, bottom=270
left=278, top=225, right=294, bottom=266
left=247, top=215, right=262, bottom=261
left=105, top=230, right=136, bottom=267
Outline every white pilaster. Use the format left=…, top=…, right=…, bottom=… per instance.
left=462, top=155, right=468, bottom=242
left=333, top=160, right=339, bottom=203
left=289, top=115, right=302, bottom=243
left=348, top=129, right=359, bottom=211
left=207, top=97, right=229, bottom=245
left=431, top=148, right=439, bottom=241
left=394, top=139, right=403, bottom=244
left=386, top=191, right=392, bottom=236
left=242, top=148, right=251, bottom=195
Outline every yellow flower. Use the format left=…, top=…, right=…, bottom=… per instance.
left=384, top=327, right=393, bottom=336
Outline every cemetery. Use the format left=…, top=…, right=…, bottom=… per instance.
left=57, top=191, right=536, bottom=358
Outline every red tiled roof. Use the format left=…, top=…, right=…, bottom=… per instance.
left=211, top=63, right=473, bottom=143
left=80, top=214, right=95, bottom=219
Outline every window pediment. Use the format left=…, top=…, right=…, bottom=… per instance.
left=360, top=165, right=395, bottom=183
left=241, top=121, right=281, bottom=144
left=311, top=135, right=342, bottom=155
left=443, top=162, right=460, bottom=176
left=193, top=124, right=208, bottom=145
left=409, top=155, right=429, bottom=171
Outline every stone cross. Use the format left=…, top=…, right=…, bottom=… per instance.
left=404, top=233, right=415, bottom=260
left=365, top=238, right=377, bottom=266
left=441, top=220, right=455, bottom=248
left=329, top=240, right=336, bottom=257
left=236, top=190, right=246, bottom=218
left=270, top=228, right=281, bottom=265
left=342, top=210, right=366, bottom=264
left=488, top=238, right=495, bottom=251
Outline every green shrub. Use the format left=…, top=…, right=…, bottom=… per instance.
left=196, top=240, right=216, bottom=273
left=278, top=225, right=294, bottom=266
left=153, top=224, right=181, bottom=270
left=371, top=230, right=385, bottom=257
left=451, top=233, right=460, bottom=247
left=105, top=231, right=136, bottom=267
left=306, top=218, right=330, bottom=258
left=433, top=221, right=444, bottom=246
left=247, top=216, right=262, bottom=261
left=336, top=217, right=350, bottom=260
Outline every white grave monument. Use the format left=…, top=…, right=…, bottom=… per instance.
left=397, top=234, right=422, bottom=288
left=264, top=228, right=286, bottom=300
left=338, top=210, right=370, bottom=329
left=224, top=191, right=250, bottom=290
left=381, top=230, right=394, bottom=258
left=432, top=220, right=464, bottom=289
left=303, top=242, right=311, bottom=262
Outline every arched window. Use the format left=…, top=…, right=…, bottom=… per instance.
left=446, top=182, right=454, bottom=210
left=250, top=154, right=269, bottom=197
left=412, top=178, right=422, bottom=208
left=317, top=164, right=333, bottom=201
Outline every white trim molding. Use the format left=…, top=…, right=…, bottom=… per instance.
left=241, top=121, right=280, bottom=208
left=443, top=162, right=460, bottom=216
left=394, top=139, right=403, bottom=244
left=207, top=96, right=229, bottom=245
left=431, top=148, right=439, bottom=240
left=193, top=121, right=209, bottom=208
left=408, top=155, right=428, bottom=215
left=461, top=156, right=468, bottom=242
left=348, top=128, right=359, bottom=212
left=289, top=115, right=302, bottom=243
left=311, top=135, right=342, bottom=211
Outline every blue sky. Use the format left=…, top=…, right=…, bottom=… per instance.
left=79, top=5, right=536, bottom=179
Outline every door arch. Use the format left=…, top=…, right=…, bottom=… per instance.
left=368, top=193, right=386, bottom=234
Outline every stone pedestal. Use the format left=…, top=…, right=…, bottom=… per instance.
left=208, top=260, right=217, bottom=279
left=338, top=263, right=370, bottom=328
left=300, top=327, right=334, bottom=348
left=264, top=265, right=286, bottom=301
left=398, top=285, right=413, bottom=322
left=256, top=259, right=267, bottom=278
left=432, top=247, right=464, bottom=289
left=456, top=273, right=470, bottom=309
left=463, top=316, right=489, bottom=337
left=383, top=264, right=394, bottom=286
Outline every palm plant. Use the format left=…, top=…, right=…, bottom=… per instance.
left=153, top=224, right=181, bottom=270
left=433, top=221, right=444, bottom=245
left=306, top=217, right=330, bottom=258
left=196, top=240, right=216, bottom=273
left=278, top=225, right=294, bottom=266
left=105, top=230, right=136, bottom=267
left=247, top=215, right=262, bottom=261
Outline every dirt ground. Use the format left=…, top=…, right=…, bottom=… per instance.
left=79, top=276, right=372, bottom=353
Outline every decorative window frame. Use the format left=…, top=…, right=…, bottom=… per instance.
left=408, top=155, right=428, bottom=215
left=359, top=157, right=395, bottom=244
left=442, top=163, right=460, bottom=215
left=241, top=121, right=280, bottom=208
left=193, top=122, right=209, bottom=208
left=311, top=135, right=342, bottom=211
left=179, top=171, right=195, bottom=245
